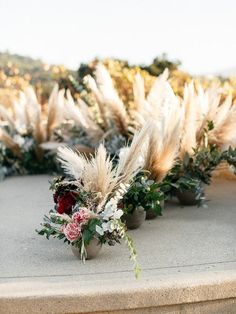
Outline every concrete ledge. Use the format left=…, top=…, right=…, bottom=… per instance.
left=1, top=271, right=236, bottom=313
left=0, top=176, right=236, bottom=313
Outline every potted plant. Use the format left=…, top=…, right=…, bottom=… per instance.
left=120, top=173, right=164, bottom=228
left=37, top=176, right=130, bottom=261
left=166, top=144, right=236, bottom=206
left=37, top=125, right=151, bottom=277
left=0, top=85, right=66, bottom=180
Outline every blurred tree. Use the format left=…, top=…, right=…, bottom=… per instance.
left=142, top=53, right=181, bottom=76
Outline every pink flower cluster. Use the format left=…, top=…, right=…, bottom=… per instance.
left=62, top=207, right=90, bottom=242
left=63, top=223, right=81, bottom=242
left=72, top=207, right=90, bottom=224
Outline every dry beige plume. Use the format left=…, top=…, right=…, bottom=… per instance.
left=46, top=85, right=65, bottom=140
left=85, top=74, right=109, bottom=128
left=57, top=124, right=151, bottom=209
left=179, top=82, right=198, bottom=158
left=0, top=106, right=15, bottom=130
left=86, top=63, right=130, bottom=135
left=131, top=69, right=180, bottom=131
left=62, top=90, right=104, bottom=143
left=144, top=119, right=181, bottom=182
left=183, top=82, right=235, bottom=150
left=116, top=122, right=151, bottom=183
left=0, top=128, right=22, bottom=158
left=57, top=144, right=117, bottom=208
left=0, top=85, right=69, bottom=160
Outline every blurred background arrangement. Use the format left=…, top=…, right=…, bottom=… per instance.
left=0, top=0, right=235, bottom=184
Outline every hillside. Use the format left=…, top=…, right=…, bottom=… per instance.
left=0, top=51, right=74, bottom=106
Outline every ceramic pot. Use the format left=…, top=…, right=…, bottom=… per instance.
left=145, top=200, right=164, bottom=220
left=122, top=206, right=146, bottom=230
left=71, top=238, right=102, bottom=260
left=176, top=188, right=204, bottom=206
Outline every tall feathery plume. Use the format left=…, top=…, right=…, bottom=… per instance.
left=78, top=99, right=104, bottom=142
left=85, top=75, right=109, bottom=128
left=116, top=123, right=150, bottom=184
left=0, top=106, right=15, bottom=130
left=57, top=144, right=117, bottom=209
left=17, top=91, right=31, bottom=129
left=64, top=91, right=104, bottom=143
left=131, top=73, right=150, bottom=129
left=131, top=69, right=173, bottom=131
left=57, top=146, right=86, bottom=180
left=0, top=128, right=22, bottom=158
left=24, top=86, right=41, bottom=127
left=133, top=72, right=146, bottom=111
left=34, top=111, right=46, bottom=160
left=179, top=82, right=198, bottom=158
left=144, top=119, right=181, bottom=182
left=146, top=68, right=169, bottom=111
left=210, top=104, right=236, bottom=148
left=82, top=144, right=116, bottom=204
left=12, top=93, right=28, bottom=131
left=46, top=85, right=65, bottom=140
left=64, top=90, right=88, bottom=128
left=94, top=63, right=129, bottom=135
left=212, top=94, right=232, bottom=131
left=25, top=88, right=46, bottom=159
left=196, top=86, right=221, bottom=141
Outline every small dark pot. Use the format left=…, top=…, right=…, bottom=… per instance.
left=122, top=206, right=146, bottom=230
left=71, top=238, right=102, bottom=260
left=176, top=188, right=204, bottom=206
left=145, top=200, right=164, bottom=220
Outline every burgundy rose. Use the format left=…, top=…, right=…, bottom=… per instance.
left=53, top=191, right=60, bottom=204
left=57, top=192, right=76, bottom=214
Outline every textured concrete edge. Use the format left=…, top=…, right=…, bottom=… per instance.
left=0, top=270, right=236, bottom=314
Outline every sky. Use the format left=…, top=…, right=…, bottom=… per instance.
left=0, top=0, right=236, bottom=75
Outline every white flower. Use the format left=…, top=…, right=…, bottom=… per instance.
left=24, top=138, right=34, bottom=152
left=95, top=225, right=104, bottom=236
left=102, top=220, right=116, bottom=233
left=113, top=209, right=123, bottom=219
left=101, top=198, right=123, bottom=221
left=13, top=134, right=25, bottom=147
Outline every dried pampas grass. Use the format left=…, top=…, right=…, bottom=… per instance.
left=0, top=128, right=22, bottom=158
left=57, top=125, right=151, bottom=209
left=57, top=146, right=86, bottom=180
left=86, top=63, right=130, bottom=135
left=144, top=119, right=181, bottom=182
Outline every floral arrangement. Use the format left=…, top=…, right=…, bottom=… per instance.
left=0, top=85, right=68, bottom=179
left=121, top=172, right=165, bottom=217
left=0, top=59, right=235, bottom=197
left=37, top=176, right=135, bottom=263
left=174, top=81, right=236, bottom=203
left=37, top=125, right=151, bottom=277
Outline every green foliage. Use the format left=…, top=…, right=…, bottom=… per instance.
left=36, top=211, right=69, bottom=242
left=82, top=218, right=102, bottom=245
left=0, top=138, right=59, bottom=180
left=165, top=144, right=236, bottom=205
left=222, top=147, right=236, bottom=173
left=122, top=173, right=164, bottom=215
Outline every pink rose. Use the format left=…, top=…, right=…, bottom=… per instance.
left=72, top=208, right=90, bottom=224
left=63, top=223, right=81, bottom=242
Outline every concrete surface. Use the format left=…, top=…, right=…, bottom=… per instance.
left=0, top=175, right=236, bottom=313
